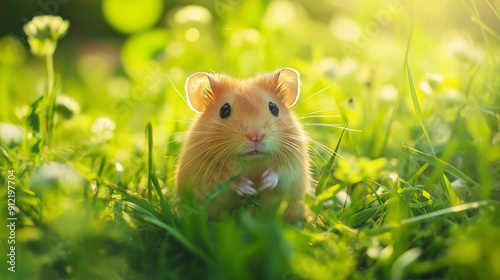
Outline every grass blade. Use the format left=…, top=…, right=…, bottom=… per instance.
left=402, top=145, right=480, bottom=187
left=146, top=122, right=154, bottom=202
left=105, top=181, right=163, bottom=220
left=121, top=200, right=211, bottom=263
left=369, top=200, right=496, bottom=236
left=315, top=121, right=349, bottom=196
left=46, top=75, right=60, bottom=148
left=405, top=36, right=435, bottom=156
left=145, top=123, right=170, bottom=214
left=441, top=174, right=462, bottom=206
left=24, top=95, right=44, bottom=156
left=391, top=248, right=423, bottom=280
left=205, top=176, right=239, bottom=201
left=469, top=0, right=500, bottom=40
left=400, top=200, right=494, bottom=225
left=485, top=0, right=500, bottom=20
left=142, top=215, right=211, bottom=263
left=0, top=144, right=12, bottom=168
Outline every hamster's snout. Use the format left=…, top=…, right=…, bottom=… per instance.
left=245, top=130, right=266, bottom=156
left=246, top=132, right=265, bottom=143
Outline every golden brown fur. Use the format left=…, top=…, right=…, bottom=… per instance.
left=176, top=68, right=310, bottom=222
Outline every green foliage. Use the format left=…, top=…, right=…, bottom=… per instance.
left=1, top=0, right=500, bottom=279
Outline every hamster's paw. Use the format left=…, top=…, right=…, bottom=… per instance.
left=259, top=168, right=279, bottom=191
left=233, top=177, right=257, bottom=197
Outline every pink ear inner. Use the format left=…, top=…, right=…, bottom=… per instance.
left=185, top=72, right=212, bottom=112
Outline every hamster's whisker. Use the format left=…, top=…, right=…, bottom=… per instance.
left=179, top=140, right=234, bottom=170
left=278, top=139, right=303, bottom=160
left=187, top=147, right=233, bottom=188
left=298, top=115, right=341, bottom=120
left=197, top=121, right=241, bottom=136
left=303, top=123, right=361, bottom=132
left=308, top=144, right=328, bottom=163
left=155, top=131, right=191, bottom=151
left=281, top=133, right=305, bottom=142
left=280, top=145, right=304, bottom=166
left=308, top=138, right=335, bottom=155
left=279, top=133, right=309, bottom=145
left=192, top=124, right=222, bottom=131
left=270, top=144, right=288, bottom=168
left=154, top=118, right=192, bottom=124
left=299, top=109, right=340, bottom=118
left=295, top=83, right=336, bottom=107
left=310, top=140, right=343, bottom=161
left=308, top=157, right=322, bottom=175
left=280, top=131, right=344, bottom=167
left=212, top=148, right=239, bottom=181
left=167, top=74, right=188, bottom=104
left=211, top=146, right=232, bottom=168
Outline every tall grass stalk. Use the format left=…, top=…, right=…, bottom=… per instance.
left=404, top=33, right=435, bottom=156
left=402, top=145, right=480, bottom=187
left=145, top=123, right=169, bottom=213
left=45, top=53, right=58, bottom=148
left=315, top=121, right=348, bottom=195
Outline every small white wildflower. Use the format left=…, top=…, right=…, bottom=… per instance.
left=23, top=15, right=69, bottom=57
left=91, top=116, right=116, bottom=142
left=380, top=84, right=398, bottom=101
left=318, top=57, right=339, bottom=78
left=174, top=5, right=212, bottom=24
left=56, top=95, right=81, bottom=119
left=31, top=162, right=83, bottom=194
left=425, top=72, right=444, bottom=89
left=0, top=123, right=24, bottom=147
left=418, top=80, right=432, bottom=95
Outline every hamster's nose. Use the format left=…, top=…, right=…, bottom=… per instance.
left=247, top=133, right=265, bottom=142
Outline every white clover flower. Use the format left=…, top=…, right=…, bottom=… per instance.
left=379, top=84, right=398, bottom=101
left=174, top=5, right=212, bottom=24
left=23, top=15, right=69, bottom=57
left=56, top=95, right=81, bottom=119
left=31, top=161, right=83, bottom=194
left=91, top=116, right=116, bottom=143
left=30, top=162, right=84, bottom=224
left=425, top=72, right=444, bottom=89
left=0, top=123, right=24, bottom=148
left=418, top=81, right=432, bottom=95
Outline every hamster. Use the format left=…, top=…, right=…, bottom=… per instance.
left=175, top=68, right=310, bottom=222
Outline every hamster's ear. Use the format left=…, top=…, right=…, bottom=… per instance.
left=185, top=72, right=216, bottom=112
left=274, top=68, right=301, bottom=107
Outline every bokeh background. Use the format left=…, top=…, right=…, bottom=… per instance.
left=1, top=0, right=499, bottom=150
left=1, top=0, right=499, bottom=279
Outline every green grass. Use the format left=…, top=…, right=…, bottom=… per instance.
left=1, top=0, right=500, bottom=279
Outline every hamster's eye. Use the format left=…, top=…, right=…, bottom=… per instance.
left=219, top=103, right=231, bottom=119
left=269, top=102, right=279, bottom=117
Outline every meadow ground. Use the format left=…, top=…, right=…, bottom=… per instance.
left=0, top=0, right=499, bottom=279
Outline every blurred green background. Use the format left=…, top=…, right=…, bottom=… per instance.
left=0, top=0, right=499, bottom=279
left=1, top=0, right=498, bottom=156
